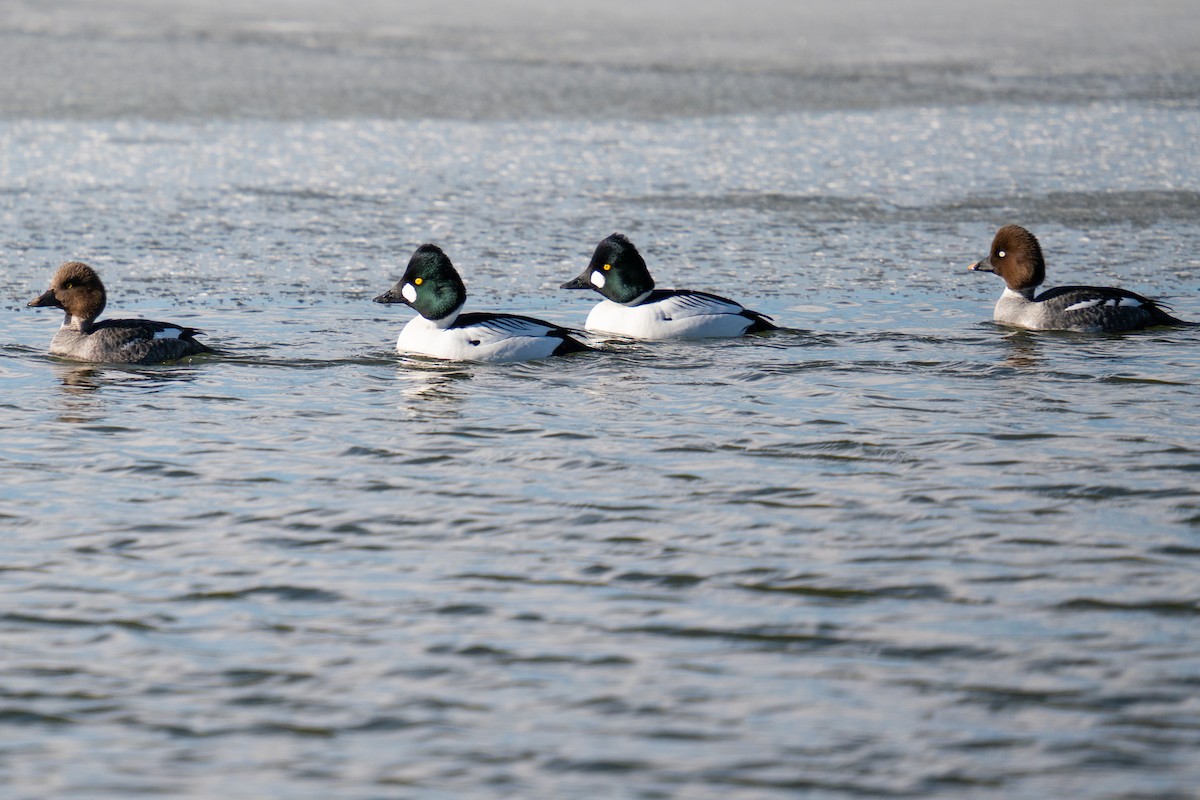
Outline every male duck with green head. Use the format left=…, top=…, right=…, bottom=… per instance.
left=561, top=233, right=777, bottom=339
left=375, top=244, right=592, bottom=362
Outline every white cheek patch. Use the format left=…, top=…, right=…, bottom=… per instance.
left=590, top=271, right=606, bottom=289
left=153, top=327, right=183, bottom=340
left=401, top=283, right=417, bottom=303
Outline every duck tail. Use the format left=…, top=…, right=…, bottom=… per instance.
left=1148, top=301, right=1200, bottom=327
left=743, top=310, right=779, bottom=334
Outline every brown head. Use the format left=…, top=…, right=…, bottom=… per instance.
left=969, top=225, right=1046, bottom=293
left=28, top=261, right=108, bottom=326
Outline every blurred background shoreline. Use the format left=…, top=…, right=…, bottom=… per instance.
left=3, top=0, right=1199, bottom=120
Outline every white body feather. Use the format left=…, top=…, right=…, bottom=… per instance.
left=396, top=314, right=574, bottom=362
left=584, top=293, right=760, bottom=340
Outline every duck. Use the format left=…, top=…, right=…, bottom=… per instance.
left=373, top=244, right=593, bottom=362
left=560, top=233, right=777, bottom=339
left=970, top=225, right=1195, bottom=332
left=27, top=261, right=212, bottom=364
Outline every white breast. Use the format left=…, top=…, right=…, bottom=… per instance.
left=992, top=288, right=1042, bottom=329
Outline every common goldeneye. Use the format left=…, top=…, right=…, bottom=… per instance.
left=27, top=261, right=212, bottom=364
left=970, top=225, right=1195, bottom=332
left=374, top=244, right=593, bottom=362
left=560, top=233, right=777, bottom=339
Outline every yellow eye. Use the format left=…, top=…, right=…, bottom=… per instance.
left=997, top=250, right=1006, bottom=258
left=602, top=263, right=611, bottom=271
left=414, top=277, right=423, bottom=285
left=63, top=282, right=73, bottom=289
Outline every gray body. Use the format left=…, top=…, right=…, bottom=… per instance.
left=46, top=316, right=211, bottom=364
left=991, top=285, right=1185, bottom=333
left=971, top=225, right=1193, bottom=333
left=29, top=261, right=211, bottom=364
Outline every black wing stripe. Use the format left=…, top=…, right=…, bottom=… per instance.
left=449, top=312, right=566, bottom=337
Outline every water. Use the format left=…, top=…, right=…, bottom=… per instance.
left=3, top=2, right=1200, bottom=798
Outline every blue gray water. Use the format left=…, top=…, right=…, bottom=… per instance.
left=3, top=2, right=1200, bottom=798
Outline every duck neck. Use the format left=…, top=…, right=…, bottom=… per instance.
left=63, top=312, right=96, bottom=332
left=428, top=301, right=465, bottom=329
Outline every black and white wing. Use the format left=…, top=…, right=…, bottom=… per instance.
left=450, top=312, right=591, bottom=354
left=647, top=290, right=776, bottom=331
left=91, top=318, right=212, bottom=363
left=1036, top=285, right=1189, bottom=332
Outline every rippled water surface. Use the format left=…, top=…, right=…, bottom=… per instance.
left=3, top=3, right=1200, bottom=798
